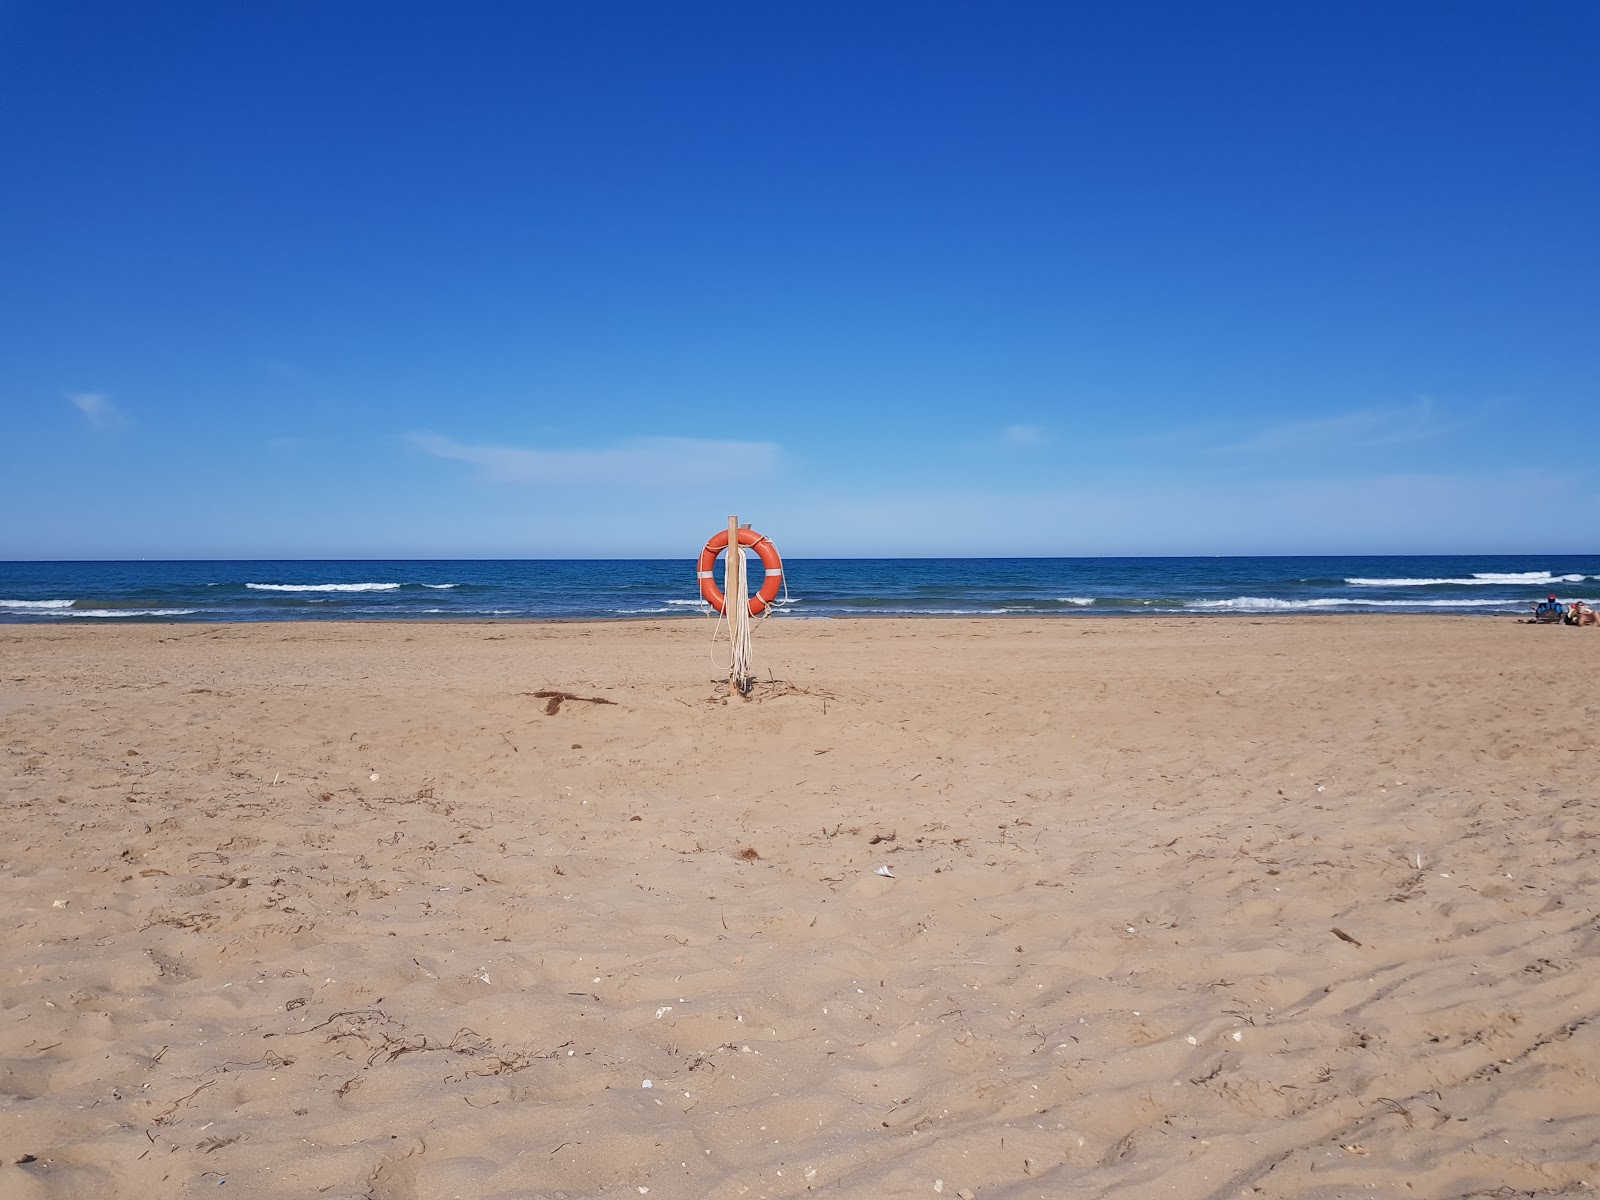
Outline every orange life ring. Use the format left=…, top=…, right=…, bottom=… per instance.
left=697, top=527, right=784, bottom=616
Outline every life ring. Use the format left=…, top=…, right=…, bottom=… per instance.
left=697, top=527, right=783, bottom=616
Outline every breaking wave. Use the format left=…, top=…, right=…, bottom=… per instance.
left=1347, top=572, right=1589, bottom=587
left=1190, top=596, right=1517, bottom=611
left=52, top=608, right=199, bottom=618
left=246, top=583, right=402, bottom=592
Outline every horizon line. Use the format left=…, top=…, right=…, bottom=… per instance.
left=5, top=550, right=1599, bottom=565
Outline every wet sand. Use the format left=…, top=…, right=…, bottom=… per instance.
left=3, top=615, right=1599, bottom=1199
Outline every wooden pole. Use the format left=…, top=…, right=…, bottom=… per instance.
left=726, top=514, right=741, bottom=621
left=726, top=514, right=740, bottom=690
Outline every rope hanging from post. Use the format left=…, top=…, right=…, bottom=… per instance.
left=728, top=544, right=754, bottom=695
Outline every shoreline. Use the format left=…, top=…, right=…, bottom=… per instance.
left=0, top=608, right=1544, bottom=630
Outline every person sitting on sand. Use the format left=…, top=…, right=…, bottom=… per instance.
left=1567, top=600, right=1597, bottom=627
left=1534, top=594, right=1565, bottom=622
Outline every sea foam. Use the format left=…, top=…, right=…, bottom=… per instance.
left=1190, top=596, right=1517, bottom=611
left=1347, top=572, right=1588, bottom=587
left=246, top=583, right=402, bottom=592
left=52, top=608, right=199, bottom=618
left=0, top=599, right=75, bottom=609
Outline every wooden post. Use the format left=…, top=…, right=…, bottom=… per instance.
left=726, top=514, right=748, bottom=694
left=724, top=515, right=758, bottom=696
left=726, top=514, right=741, bottom=619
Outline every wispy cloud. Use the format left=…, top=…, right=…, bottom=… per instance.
left=409, top=433, right=782, bottom=487
left=1222, top=397, right=1466, bottom=453
left=969, top=423, right=1051, bottom=452
left=780, top=465, right=1590, bottom=556
left=999, top=424, right=1049, bottom=447
left=67, top=391, right=127, bottom=430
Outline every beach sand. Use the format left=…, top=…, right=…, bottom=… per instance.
left=3, top=615, right=1599, bottom=1199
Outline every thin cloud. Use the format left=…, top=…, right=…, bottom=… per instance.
left=999, top=424, right=1049, bottom=447
left=410, top=433, right=782, bottom=487
left=968, top=423, right=1050, bottom=451
left=67, top=391, right=127, bottom=430
left=1222, top=397, right=1466, bottom=453
left=781, top=465, right=1588, bottom=556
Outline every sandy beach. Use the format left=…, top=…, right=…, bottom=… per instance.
left=3, top=615, right=1599, bottom=1200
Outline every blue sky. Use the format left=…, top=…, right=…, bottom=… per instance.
left=3, top=1, right=1596, bottom=558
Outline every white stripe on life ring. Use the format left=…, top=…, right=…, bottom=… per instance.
left=765, top=568, right=783, bottom=575
left=697, top=571, right=714, bottom=579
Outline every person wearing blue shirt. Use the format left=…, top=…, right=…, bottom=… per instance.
left=1533, top=593, right=1565, bottom=621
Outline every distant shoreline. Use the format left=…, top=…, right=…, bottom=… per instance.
left=0, top=610, right=1535, bottom=632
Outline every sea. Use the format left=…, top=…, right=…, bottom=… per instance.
left=2, top=555, right=1597, bottom=623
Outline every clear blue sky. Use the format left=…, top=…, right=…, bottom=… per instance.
left=3, top=1, right=1596, bottom=558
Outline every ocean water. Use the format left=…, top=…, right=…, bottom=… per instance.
left=2, top=556, right=1598, bottom=623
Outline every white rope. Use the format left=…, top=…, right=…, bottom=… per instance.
left=728, top=547, right=754, bottom=693
left=707, top=542, right=790, bottom=690
left=705, top=548, right=750, bottom=674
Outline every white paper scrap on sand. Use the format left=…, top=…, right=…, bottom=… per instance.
left=874, top=865, right=895, bottom=878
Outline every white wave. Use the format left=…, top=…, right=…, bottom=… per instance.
left=1362, top=598, right=1525, bottom=608
left=1347, top=571, right=1588, bottom=587
left=1347, top=577, right=1473, bottom=587
left=1190, top=596, right=1519, bottom=611
left=422, top=583, right=457, bottom=589
left=0, top=598, right=75, bottom=609
left=665, top=599, right=711, bottom=606
left=246, top=582, right=402, bottom=592
left=1056, top=597, right=1095, bottom=605
left=50, top=608, right=199, bottom=618
left=1471, top=571, right=1587, bottom=583
left=831, top=607, right=1015, bottom=615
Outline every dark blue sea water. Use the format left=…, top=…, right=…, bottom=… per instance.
left=3, top=556, right=1598, bottom=623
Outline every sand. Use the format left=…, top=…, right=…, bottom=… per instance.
left=2, top=615, right=1599, bottom=1200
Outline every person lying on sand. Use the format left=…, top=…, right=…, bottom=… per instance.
left=1567, top=600, right=1597, bottom=626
